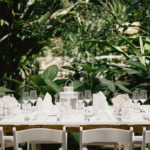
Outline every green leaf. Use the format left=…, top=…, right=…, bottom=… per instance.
left=29, top=75, right=45, bottom=86
left=62, top=66, right=77, bottom=72
left=44, top=79, right=61, bottom=93
left=82, top=65, right=100, bottom=73
left=0, top=87, right=14, bottom=93
left=115, top=83, right=131, bottom=94
left=98, top=78, right=116, bottom=93
left=120, top=37, right=139, bottom=55
left=40, top=86, right=55, bottom=95
left=4, top=77, right=23, bottom=85
left=50, top=2, right=78, bottom=19
left=42, top=65, right=58, bottom=81
left=127, top=61, right=147, bottom=72
left=123, top=68, right=142, bottom=76
left=54, top=79, right=68, bottom=86
left=139, top=36, right=146, bottom=65
left=83, top=40, right=129, bottom=58
left=72, top=80, right=85, bottom=91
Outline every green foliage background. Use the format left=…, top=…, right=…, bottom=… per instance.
left=0, top=0, right=150, bottom=149
left=0, top=0, right=150, bottom=101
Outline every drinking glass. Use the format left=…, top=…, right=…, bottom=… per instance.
left=78, top=92, right=84, bottom=111
left=30, top=90, right=37, bottom=106
left=22, top=92, right=30, bottom=105
left=139, top=90, right=147, bottom=104
left=132, top=90, right=139, bottom=104
left=54, top=93, right=60, bottom=105
left=84, top=90, right=92, bottom=106
left=22, top=92, right=30, bottom=121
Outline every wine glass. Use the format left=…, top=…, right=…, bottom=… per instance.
left=139, top=90, right=147, bottom=105
left=54, top=93, right=62, bottom=121
left=22, top=92, right=30, bottom=121
left=30, top=90, right=37, bottom=106
left=84, top=90, right=92, bottom=106
left=22, top=92, right=30, bottom=105
left=132, top=90, right=139, bottom=104
left=78, top=92, right=84, bottom=110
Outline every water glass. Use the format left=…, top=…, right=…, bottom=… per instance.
left=132, top=90, right=140, bottom=110
left=84, top=90, right=92, bottom=106
left=30, top=90, right=37, bottom=106
left=22, top=92, right=30, bottom=104
left=78, top=92, right=84, bottom=110
left=139, top=90, right=147, bottom=104
left=132, top=90, right=139, bottom=103
left=22, top=92, right=30, bottom=120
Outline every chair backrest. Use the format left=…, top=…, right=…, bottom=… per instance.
left=13, top=127, right=67, bottom=150
left=142, top=127, right=150, bottom=150
left=0, top=127, right=5, bottom=150
left=80, top=127, right=133, bottom=150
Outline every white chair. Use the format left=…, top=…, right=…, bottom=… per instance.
left=0, top=127, right=14, bottom=150
left=0, top=127, right=5, bottom=150
left=142, top=127, right=150, bottom=150
left=132, top=134, right=142, bottom=150
left=13, top=127, right=67, bottom=150
left=80, top=127, right=133, bottom=150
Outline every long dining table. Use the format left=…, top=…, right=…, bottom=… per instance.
left=1, top=105, right=150, bottom=134
left=1, top=120, right=150, bottom=134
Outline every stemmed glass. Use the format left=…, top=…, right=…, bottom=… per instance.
left=54, top=93, right=61, bottom=121
left=132, top=90, right=139, bottom=104
left=139, top=90, right=147, bottom=105
left=22, top=92, right=30, bottom=121
left=78, top=92, right=84, bottom=111
left=84, top=90, right=92, bottom=106
left=22, top=92, right=30, bottom=105
left=30, top=90, right=37, bottom=106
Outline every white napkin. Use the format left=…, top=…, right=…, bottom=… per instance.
left=36, top=97, right=44, bottom=111
left=42, top=93, right=57, bottom=115
left=43, top=92, right=53, bottom=106
left=93, top=91, right=109, bottom=111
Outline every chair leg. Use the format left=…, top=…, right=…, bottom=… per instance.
left=119, top=143, right=121, bottom=150
left=132, top=143, right=134, bottom=150
left=27, top=142, right=30, bottom=150
left=31, top=143, right=36, bottom=150
left=114, top=144, right=117, bottom=150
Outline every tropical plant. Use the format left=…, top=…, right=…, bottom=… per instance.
left=0, top=86, right=14, bottom=94
left=120, top=37, right=150, bottom=90
left=0, top=0, right=67, bottom=89
left=7, top=65, right=67, bottom=102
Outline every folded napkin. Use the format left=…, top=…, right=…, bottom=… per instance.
left=36, top=93, right=56, bottom=116
left=43, top=92, right=53, bottom=106
left=36, top=97, right=43, bottom=111
left=93, top=91, right=109, bottom=111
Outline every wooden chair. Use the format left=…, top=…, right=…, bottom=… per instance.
left=142, top=127, right=150, bottom=150
left=80, top=127, right=133, bottom=150
left=13, top=127, right=67, bottom=150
